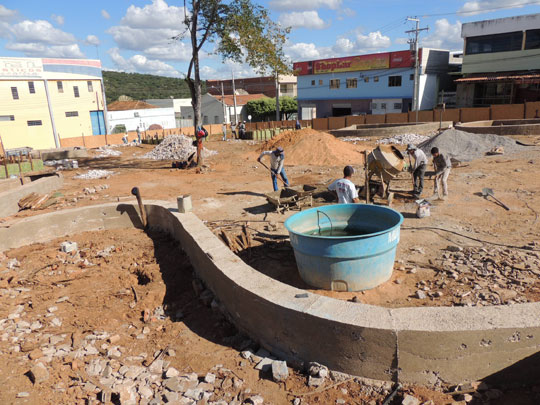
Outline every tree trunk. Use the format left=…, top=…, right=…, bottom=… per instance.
left=186, top=0, right=203, bottom=165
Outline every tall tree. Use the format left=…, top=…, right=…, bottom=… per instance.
left=176, top=0, right=290, bottom=135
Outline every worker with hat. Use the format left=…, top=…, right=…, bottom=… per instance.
left=431, top=147, right=452, bottom=200
left=406, top=144, right=428, bottom=199
left=328, top=165, right=360, bottom=204
left=257, top=147, right=289, bottom=191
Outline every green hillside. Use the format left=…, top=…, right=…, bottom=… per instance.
left=102, top=71, right=206, bottom=103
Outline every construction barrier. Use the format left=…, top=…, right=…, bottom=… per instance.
left=58, top=101, right=540, bottom=149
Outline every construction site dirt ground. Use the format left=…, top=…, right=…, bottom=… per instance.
left=1, top=131, right=540, bottom=404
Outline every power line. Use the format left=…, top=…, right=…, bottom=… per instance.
left=421, top=1, right=540, bottom=18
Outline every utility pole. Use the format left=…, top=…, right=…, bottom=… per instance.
left=275, top=71, right=280, bottom=122
left=220, top=82, right=227, bottom=123
left=232, top=71, right=238, bottom=125
left=406, top=17, right=428, bottom=123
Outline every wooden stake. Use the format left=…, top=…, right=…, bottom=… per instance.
left=364, top=150, right=370, bottom=204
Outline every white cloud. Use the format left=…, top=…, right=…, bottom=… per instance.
left=270, top=0, right=342, bottom=11
left=0, top=5, right=18, bottom=22
left=337, top=8, right=356, bottom=20
left=5, top=42, right=84, bottom=58
left=10, top=20, right=76, bottom=45
left=285, top=42, right=323, bottom=60
left=108, top=0, right=190, bottom=63
left=108, top=47, right=180, bottom=77
left=278, top=11, right=328, bottom=29
left=121, top=0, right=186, bottom=29
left=101, top=9, right=111, bottom=19
left=421, top=19, right=463, bottom=50
left=51, top=14, right=64, bottom=26
left=2, top=18, right=85, bottom=58
left=85, top=35, right=100, bottom=46
left=459, top=0, right=534, bottom=15
left=355, top=31, right=391, bottom=49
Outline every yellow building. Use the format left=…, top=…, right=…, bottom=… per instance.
left=0, top=57, right=107, bottom=150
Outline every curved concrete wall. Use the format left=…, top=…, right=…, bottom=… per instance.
left=456, top=120, right=540, bottom=135
left=330, top=122, right=452, bottom=138
left=1, top=202, right=540, bottom=386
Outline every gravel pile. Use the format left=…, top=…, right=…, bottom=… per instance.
left=377, top=133, right=430, bottom=145
left=141, top=135, right=216, bottom=161
left=74, top=170, right=114, bottom=179
left=418, top=128, right=525, bottom=161
left=96, top=146, right=122, bottom=158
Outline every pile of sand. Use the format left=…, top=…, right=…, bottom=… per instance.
left=419, top=129, right=525, bottom=162
left=259, top=128, right=364, bottom=166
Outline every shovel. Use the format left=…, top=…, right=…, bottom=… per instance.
left=482, top=188, right=510, bottom=211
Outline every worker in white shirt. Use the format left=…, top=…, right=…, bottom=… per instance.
left=257, top=147, right=289, bottom=191
left=328, top=166, right=360, bottom=204
left=406, top=144, right=428, bottom=199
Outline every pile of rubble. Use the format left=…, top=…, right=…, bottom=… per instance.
left=73, top=170, right=114, bottom=180
left=96, top=146, right=122, bottom=158
left=141, top=135, right=216, bottom=161
left=408, top=244, right=540, bottom=306
left=377, top=133, right=430, bottom=145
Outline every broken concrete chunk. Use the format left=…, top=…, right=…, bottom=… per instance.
left=415, top=290, right=427, bottom=300
left=307, top=375, right=324, bottom=387
left=401, top=394, right=420, bottom=405
left=271, top=360, right=289, bottom=382
left=29, top=362, right=49, bottom=384
left=60, top=241, right=78, bottom=253
left=255, top=357, right=273, bottom=372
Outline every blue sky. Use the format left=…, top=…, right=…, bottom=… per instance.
left=1, top=0, right=540, bottom=79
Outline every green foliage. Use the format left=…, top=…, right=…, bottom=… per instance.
left=111, top=124, right=126, bottom=134
left=246, top=97, right=298, bottom=121
left=102, top=71, right=206, bottom=103
left=280, top=96, right=298, bottom=119
left=178, top=0, right=291, bottom=129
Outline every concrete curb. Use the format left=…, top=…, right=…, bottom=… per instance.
left=1, top=202, right=539, bottom=385
left=0, top=173, right=63, bottom=218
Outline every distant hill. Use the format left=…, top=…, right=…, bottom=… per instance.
left=102, top=71, right=206, bottom=104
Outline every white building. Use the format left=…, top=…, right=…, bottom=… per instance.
left=106, top=101, right=175, bottom=133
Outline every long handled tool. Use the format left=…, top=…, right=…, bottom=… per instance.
left=131, top=187, right=148, bottom=227
left=482, top=187, right=510, bottom=211
left=258, top=160, right=288, bottom=186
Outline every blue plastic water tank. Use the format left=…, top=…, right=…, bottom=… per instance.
left=284, top=204, right=403, bottom=291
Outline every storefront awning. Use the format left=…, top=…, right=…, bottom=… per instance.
left=456, top=74, right=540, bottom=83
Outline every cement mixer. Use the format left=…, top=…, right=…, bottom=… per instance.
left=366, top=145, right=405, bottom=198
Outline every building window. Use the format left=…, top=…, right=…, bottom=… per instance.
left=57, top=81, right=63, bottom=93
left=311, top=80, right=315, bottom=86
left=394, top=103, right=402, bottom=110
left=371, top=103, right=377, bottom=109
left=329, top=79, right=340, bottom=89
left=0, top=115, right=14, bottom=121
left=87, top=81, right=93, bottom=92
left=381, top=103, right=387, bottom=110
left=346, top=78, right=357, bottom=88
left=410, top=74, right=415, bottom=80
left=319, top=79, right=323, bottom=85
left=388, top=76, right=402, bottom=87
left=134, top=112, right=140, bottom=117
left=465, top=31, right=523, bottom=55
left=28, top=82, right=35, bottom=94
left=525, top=29, right=540, bottom=50
left=73, top=86, right=80, bottom=98
left=27, top=120, right=42, bottom=126
left=364, top=77, right=369, bottom=83
left=374, top=76, right=379, bottom=82
left=11, top=87, right=19, bottom=100
left=65, top=111, right=79, bottom=117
